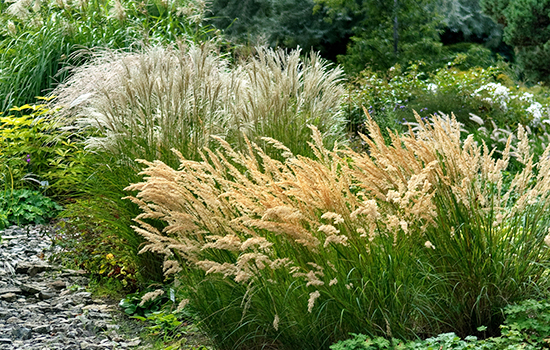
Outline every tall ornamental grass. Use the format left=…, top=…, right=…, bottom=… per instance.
left=51, top=44, right=347, bottom=284
left=53, top=44, right=346, bottom=164
left=126, top=112, right=550, bottom=349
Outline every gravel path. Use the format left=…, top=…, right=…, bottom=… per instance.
left=0, top=225, right=145, bottom=350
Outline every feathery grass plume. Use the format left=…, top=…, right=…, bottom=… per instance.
left=404, top=111, right=550, bottom=336
left=125, top=123, right=436, bottom=346
left=6, top=0, right=32, bottom=20
left=139, top=289, right=164, bottom=306
left=52, top=43, right=232, bottom=166
left=52, top=43, right=347, bottom=164
left=231, top=47, right=346, bottom=156
left=127, top=111, right=550, bottom=347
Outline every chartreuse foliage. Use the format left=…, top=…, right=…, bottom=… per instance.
left=0, top=103, right=88, bottom=197
left=126, top=113, right=550, bottom=349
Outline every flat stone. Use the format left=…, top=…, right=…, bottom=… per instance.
left=32, top=324, right=50, bottom=334
left=0, top=293, right=17, bottom=302
left=0, top=338, right=12, bottom=344
left=19, top=283, right=42, bottom=295
left=49, top=280, right=66, bottom=290
left=15, top=261, right=52, bottom=276
left=79, top=341, right=99, bottom=350
left=39, top=291, right=56, bottom=300
left=127, top=338, right=141, bottom=346
left=0, top=287, right=22, bottom=295
left=0, top=235, right=25, bottom=240
left=6, top=316, right=21, bottom=324
left=60, top=269, right=88, bottom=277
left=82, top=304, right=115, bottom=312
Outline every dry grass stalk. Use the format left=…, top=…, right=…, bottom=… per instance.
left=52, top=43, right=346, bottom=163
left=126, top=110, right=550, bottom=316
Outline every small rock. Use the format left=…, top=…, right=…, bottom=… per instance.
left=0, top=338, right=12, bottom=344
left=15, top=262, right=51, bottom=276
left=11, top=326, right=32, bottom=340
left=79, top=341, right=98, bottom=350
left=39, top=291, right=56, bottom=300
left=19, top=283, right=42, bottom=295
left=0, top=293, right=17, bottom=302
left=6, top=316, right=21, bottom=324
left=0, top=287, right=22, bottom=295
left=49, top=281, right=66, bottom=290
left=127, top=338, right=141, bottom=347
left=32, top=324, right=50, bottom=334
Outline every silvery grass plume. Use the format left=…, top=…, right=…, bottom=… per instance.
left=5, top=0, right=34, bottom=20
left=125, top=111, right=550, bottom=338
left=51, top=43, right=347, bottom=163
left=236, top=47, right=346, bottom=154
left=52, top=43, right=235, bottom=163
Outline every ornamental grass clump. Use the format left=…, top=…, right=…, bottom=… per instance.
left=52, top=43, right=346, bottom=165
left=127, top=112, right=550, bottom=349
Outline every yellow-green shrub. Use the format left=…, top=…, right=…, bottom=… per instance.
left=0, top=103, right=87, bottom=197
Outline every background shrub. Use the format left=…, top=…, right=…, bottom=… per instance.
left=0, top=0, right=219, bottom=112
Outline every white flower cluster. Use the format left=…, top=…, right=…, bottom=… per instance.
left=527, top=102, right=543, bottom=126
left=472, top=83, right=510, bottom=111
left=521, top=92, right=545, bottom=126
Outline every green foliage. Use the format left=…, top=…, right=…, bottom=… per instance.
left=209, top=0, right=351, bottom=57
left=346, top=61, right=550, bottom=146
left=440, top=0, right=502, bottom=47
left=501, top=299, right=550, bottom=348
left=0, top=0, right=220, bottom=111
left=502, top=0, right=550, bottom=83
left=330, top=334, right=400, bottom=350
left=52, top=198, right=152, bottom=291
left=0, top=103, right=89, bottom=198
left=120, top=290, right=167, bottom=317
left=481, top=0, right=550, bottom=83
left=0, top=189, right=62, bottom=228
left=480, top=0, right=510, bottom=25
left=315, top=0, right=442, bottom=73
left=332, top=299, right=550, bottom=349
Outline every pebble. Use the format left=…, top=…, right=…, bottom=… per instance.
left=0, top=225, right=141, bottom=350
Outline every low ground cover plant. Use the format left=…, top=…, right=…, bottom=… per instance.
left=125, top=112, right=550, bottom=349
left=0, top=188, right=62, bottom=228
left=331, top=298, right=550, bottom=349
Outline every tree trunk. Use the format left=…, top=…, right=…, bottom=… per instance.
left=393, top=0, right=398, bottom=56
